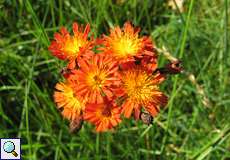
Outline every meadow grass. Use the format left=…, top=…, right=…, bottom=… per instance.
left=0, top=0, right=230, bottom=159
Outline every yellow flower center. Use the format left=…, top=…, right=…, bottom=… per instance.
left=64, top=85, right=84, bottom=110
left=63, top=36, right=85, bottom=56
left=122, top=69, right=158, bottom=104
left=86, top=69, right=107, bottom=90
left=111, top=34, right=141, bottom=58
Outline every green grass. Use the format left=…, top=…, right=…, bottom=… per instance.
left=0, top=0, right=230, bottom=159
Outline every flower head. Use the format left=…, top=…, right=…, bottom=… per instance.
left=84, top=97, right=122, bottom=132
left=117, top=65, right=168, bottom=119
left=72, top=53, right=121, bottom=103
left=53, top=81, right=85, bottom=121
left=101, top=22, right=154, bottom=63
left=49, top=22, right=93, bottom=69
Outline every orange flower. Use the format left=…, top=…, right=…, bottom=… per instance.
left=53, top=81, right=85, bottom=121
left=84, top=97, right=122, bottom=132
left=101, top=22, right=154, bottom=63
left=48, top=22, right=93, bottom=69
left=117, top=65, right=168, bottom=119
left=72, top=53, right=121, bottom=103
left=120, top=54, right=158, bottom=74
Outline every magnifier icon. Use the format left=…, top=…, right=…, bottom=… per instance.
left=3, top=141, right=18, bottom=157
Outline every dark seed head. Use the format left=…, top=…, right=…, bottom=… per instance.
left=69, top=116, right=83, bottom=133
left=140, top=112, right=153, bottom=125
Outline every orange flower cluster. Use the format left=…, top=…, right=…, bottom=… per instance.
left=49, top=22, right=168, bottom=132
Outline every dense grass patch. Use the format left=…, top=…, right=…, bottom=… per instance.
left=0, top=0, right=229, bottom=159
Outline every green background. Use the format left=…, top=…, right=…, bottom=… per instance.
left=0, top=0, right=229, bottom=159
